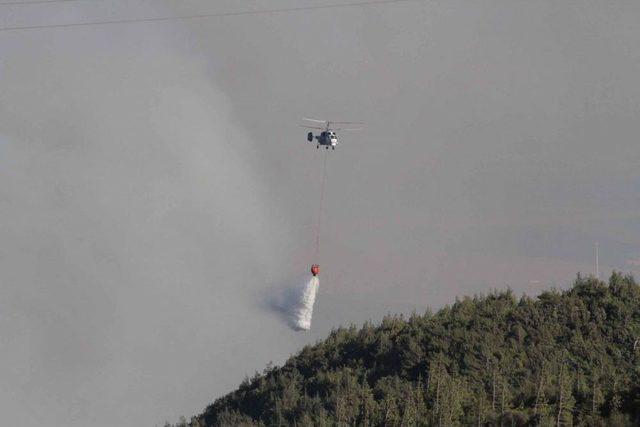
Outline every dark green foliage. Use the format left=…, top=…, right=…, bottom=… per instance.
left=190, top=273, right=640, bottom=426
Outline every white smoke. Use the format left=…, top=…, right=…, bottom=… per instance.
left=294, top=276, right=320, bottom=330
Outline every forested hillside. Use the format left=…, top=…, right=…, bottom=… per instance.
left=187, top=273, right=640, bottom=426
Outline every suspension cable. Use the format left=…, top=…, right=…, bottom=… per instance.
left=314, top=150, right=329, bottom=262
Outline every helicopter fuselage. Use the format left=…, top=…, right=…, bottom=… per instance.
left=303, top=118, right=361, bottom=150
left=307, top=130, right=338, bottom=149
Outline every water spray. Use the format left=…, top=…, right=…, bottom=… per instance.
left=294, top=273, right=320, bottom=331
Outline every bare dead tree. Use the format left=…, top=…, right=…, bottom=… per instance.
left=434, top=362, right=442, bottom=426
left=492, top=369, right=497, bottom=412
left=500, top=380, right=506, bottom=427
left=477, top=393, right=483, bottom=427
left=592, top=377, right=597, bottom=416
left=534, top=362, right=546, bottom=417
left=556, top=362, right=565, bottom=427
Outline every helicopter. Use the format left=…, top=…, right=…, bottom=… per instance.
left=302, top=118, right=362, bottom=150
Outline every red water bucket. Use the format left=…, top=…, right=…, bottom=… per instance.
left=310, top=264, right=320, bottom=276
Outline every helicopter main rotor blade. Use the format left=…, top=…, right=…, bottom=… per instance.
left=302, top=118, right=328, bottom=124
left=300, top=125, right=325, bottom=130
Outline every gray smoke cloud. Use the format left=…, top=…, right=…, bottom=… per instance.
left=0, top=12, right=297, bottom=426
left=2, top=1, right=640, bottom=426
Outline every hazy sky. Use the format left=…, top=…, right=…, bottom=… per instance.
left=1, top=1, right=640, bottom=425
